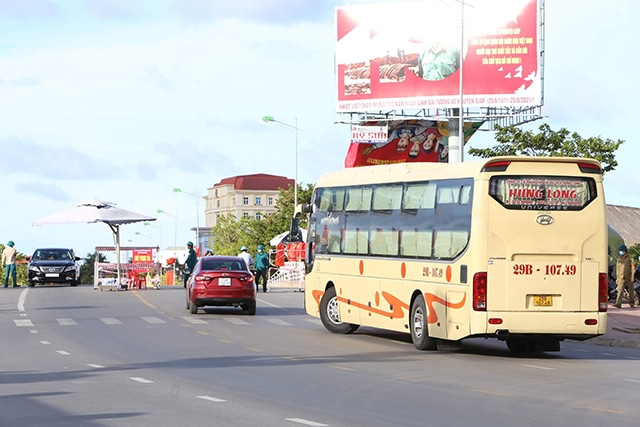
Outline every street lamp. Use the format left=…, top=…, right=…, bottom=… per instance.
left=172, top=187, right=200, bottom=253
left=143, top=221, right=163, bottom=250
left=157, top=209, right=178, bottom=285
left=135, top=231, right=152, bottom=245
left=261, top=115, right=301, bottom=212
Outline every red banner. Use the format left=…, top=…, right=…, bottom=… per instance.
left=133, top=249, right=153, bottom=263
left=335, top=0, right=540, bottom=111
left=344, top=119, right=482, bottom=167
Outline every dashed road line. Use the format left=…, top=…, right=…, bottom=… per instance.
left=56, top=350, right=70, bottom=355
left=197, top=395, right=227, bottom=403
left=331, top=365, right=355, bottom=371
left=130, top=377, right=154, bottom=384
left=141, top=316, right=166, bottom=324
left=88, top=364, right=105, bottom=368
left=286, top=418, right=329, bottom=426
left=57, top=318, right=78, bottom=326
left=265, top=318, right=293, bottom=326
left=522, top=364, right=555, bottom=371
left=40, top=341, right=51, bottom=345
left=181, top=316, right=208, bottom=324
left=225, top=318, right=250, bottom=325
left=100, top=317, right=122, bottom=325
left=14, top=319, right=34, bottom=327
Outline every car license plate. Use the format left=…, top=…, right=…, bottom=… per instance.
left=45, top=273, right=58, bottom=278
left=533, top=295, right=552, bottom=306
left=218, top=277, right=231, bottom=287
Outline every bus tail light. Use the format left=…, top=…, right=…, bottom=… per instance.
left=481, top=161, right=510, bottom=172
left=473, top=272, right=487, bottom=311
left=598, top=272, right=608, bottom=312
left=577, top=162, right=602, bottom=174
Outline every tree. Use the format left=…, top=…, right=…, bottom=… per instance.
left=467, top=123, right=624, bottom=173
left=80, top=251, right=108, bottom=285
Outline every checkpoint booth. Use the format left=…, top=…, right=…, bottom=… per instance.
left=94, top=245, right=161, bottom=290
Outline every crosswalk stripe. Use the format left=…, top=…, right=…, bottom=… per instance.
left=224, top=318, right=250, bottom=325
left=100, top=317, right=122, bottom=325
left=265, top=318, right=293, bottom=326
left=182, top=316, right=208, bottom=324
left=57, top=318, right=78, bottom=326
left=14, top=319, right=34, bottom=327
left=141, top=316, right=166, bottom=324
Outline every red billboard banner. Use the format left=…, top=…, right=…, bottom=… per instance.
left=133, top=249, right=153, bottom=263
left=344, top=120, right=483, bottom=167
left=335, top=0, right=540, bottom=111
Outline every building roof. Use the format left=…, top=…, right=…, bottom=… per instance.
left=607, top=204, right=640, bottom=246
left=214, top=174, right=294, bottom=192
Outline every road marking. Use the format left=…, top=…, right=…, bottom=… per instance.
left=40, top=341, right=51, bottom=345
left=522, top=364, right=555, bottom=371
left=30, top=330, right=38, bottom=334
left=130, top=377, right=154, bottom=384
left=574, top=348, right=590, bottom=352
left=197, top=331, right=210, bottom=336
left=132, top=291, right=157, bottom=310
left=56, top=350, right=70, bottom=355
left=285, top=418, right=328, bottom=426
left=265, top=318, right=293, bottom=326
left=182, top=316, right=208, bottom=324
left=14, top=319, right=34, bottom=327
left=600, top=352, right=616, bottom=356
left=141, top=316, right=166, bottom=324
left=225, top=318, right=250, bottom=325
left=624, top=378, right=640, bottom=383
left=100, top=317, right=122, bottom=325
left=246, top=347, right=264, bottom=353
left=331, top=365, right=355, bottom=371
left=219, top=339, right=233, bottom=344
left=20, top=313, right=27, bottom=317
left=197, top=395, right=227, bottom=403
left=577, top=406, right=625, bottom=414
left=88, top=364, right=105, bottom=368
left=17, top=288, right=28, bottom=312
left=57, top=318, right=78, bottom=326
left=470, top=388, right=509, bottom=396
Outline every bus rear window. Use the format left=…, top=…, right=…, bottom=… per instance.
left=489, top=176, right=597, bottom=210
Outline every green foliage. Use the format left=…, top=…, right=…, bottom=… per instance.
left=211, top=183, right=313, bottom=255
left=80, top=251, right=108, bottom=285
left=467, top=123, right=624, bottom=173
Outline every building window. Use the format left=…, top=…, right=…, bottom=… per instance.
left=243, top=212, right=249, bottom=218
left=216, top=200, right=220, bottom=208
left=215, top=189, right=218, bottom=197
left=243, top=197, right=249, bottom=205
left=232, top=197, right=236, bottom=206
left=256, top=212, right=262, bottom=220
left=255, top=196, right=262, bottom=206
left=268, top=197, right=274, bottom=206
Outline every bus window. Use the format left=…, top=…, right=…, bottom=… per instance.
left=345, top=186, right=372, bottom=211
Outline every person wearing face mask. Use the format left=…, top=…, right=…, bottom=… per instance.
left=614, top=244, right=634, bottom=308
left=254, top=244, right=270, bottom=293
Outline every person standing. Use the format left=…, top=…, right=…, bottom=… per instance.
left=238, top=246, right=253, bottom=271
left=184, top=241, right=197, bottom=288
left=614, top=244, right=635, bottom=308
left=2, top=241, right=18, bottom=288
left=254, top=244, right=270, bottom=293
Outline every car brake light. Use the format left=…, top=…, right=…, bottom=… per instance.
left=598, top=272, right=608, bottom=312
left=473, top=272, right=487, bottom=311
left=195, top=276, right=212, bottom=282
left=238, top=275, right=254, bottom=283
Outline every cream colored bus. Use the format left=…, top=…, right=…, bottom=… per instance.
left=301, top=156, right=608, bottom=353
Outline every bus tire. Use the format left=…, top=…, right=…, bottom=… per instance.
left=410, top=295, right=437, bottom=351
left=320, top=286, right=359, bottom=334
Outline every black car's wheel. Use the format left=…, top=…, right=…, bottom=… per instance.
left=27, top=281, right=35, bottom=288
left=70, top=281, right=78, bottom=287
left=410, top=295, right=437, bottom=350
left=245, top=301, right=256, bottom=315
left=319, top=286, right=359, bottom=334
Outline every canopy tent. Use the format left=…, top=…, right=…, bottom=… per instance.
left=270, top=229, right=308, bottom=247
left=32, top=198, right=156, bottom=287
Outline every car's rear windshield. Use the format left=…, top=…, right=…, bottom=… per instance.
left=201, top=260, right=246, bottom=271
left=33, top=250, right=73, bottom=260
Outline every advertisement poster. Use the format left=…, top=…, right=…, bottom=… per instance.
left=336, top=0, right=540, bottom=111
left=344, top=119, right=483, bottom=167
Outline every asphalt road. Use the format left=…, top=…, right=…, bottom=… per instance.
left=1, top=285, right=638, bottom=427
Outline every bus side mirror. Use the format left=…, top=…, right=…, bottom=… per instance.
left=289, top=218, right=301, bottom=242
left=295, top=203, right=312, bottom=215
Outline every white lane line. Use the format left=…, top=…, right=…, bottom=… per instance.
left=29, top=330, right=38, bottom=334
left=265, top=318, right=294, bottom=326
left=56, top=350, right=70, bottom=356
left=225, top=318, right=250, bottom=325
left=40, top=341, right=51, bottom=345
left=57, top=318, right=78, bottom=326
left=88, top=364, right=105, bottom=369
left=197, top=395, right=227, bottom=403
left=17, top=288, right=28, bottom=312
left=20, top=313, right=27, bottom=317
left=600, top=352, right=616, bottom=356
left=182, top=316, right=208, bottom=324
left=522, top=364, right=555, bottom=371
left=285, top=418, right=329, bottom=426
left=100, top=317, right=122, bottom=325
left=14, top=319, right=34, bottom=327
left=624, top=378, right=640, bottom=383
left=130, top=377, right=154, bottom=384
left=141, top=316, right=166, bottom=324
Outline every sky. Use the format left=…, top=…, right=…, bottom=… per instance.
left=1, top=0, right=638, bottom=261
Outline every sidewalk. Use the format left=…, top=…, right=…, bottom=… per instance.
left=586, top=303, right=640, bottom=348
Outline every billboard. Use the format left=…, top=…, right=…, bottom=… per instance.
left=335, top=0, right=540, bottom=112
left=344, top=119, right=483, bottom=167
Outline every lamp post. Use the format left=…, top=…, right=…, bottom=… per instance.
left=172, top=187, right=200, bottom=253
left=261, top=115, right=301, bottom=211
left=157, top=209, right=178, bottom=285
left=143, top=221, right=163, bottom=251
left=135, top=231, right=152, bottom=245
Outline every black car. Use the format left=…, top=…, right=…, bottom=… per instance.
left=28, top=248, right=81, bottom=287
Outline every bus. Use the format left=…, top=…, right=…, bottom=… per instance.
left=300, top=156, right=608, bottom=353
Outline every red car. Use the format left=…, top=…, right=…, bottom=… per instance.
left=186, top=256, right=256, bottom=315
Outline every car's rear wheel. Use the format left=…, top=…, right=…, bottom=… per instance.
left=319, top=286, right=359, bottom=334
left=189, top=301, right=198, bottom=314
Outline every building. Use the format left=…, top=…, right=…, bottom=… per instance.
left=607, top=204, right=640, bottom=246
left=204, top=173, right=294, bottom=227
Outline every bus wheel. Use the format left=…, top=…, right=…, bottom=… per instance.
left=320, top=286, right=359, bottom=334
left=410, top=295, right=437, bottom=351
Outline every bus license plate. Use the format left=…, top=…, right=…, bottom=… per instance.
left=218, top=277, right=231, bottom=286
left=534, top=295, right=552, bottom=306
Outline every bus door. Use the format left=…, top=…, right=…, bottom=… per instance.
left=485, top=173, right=603, bottom=312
